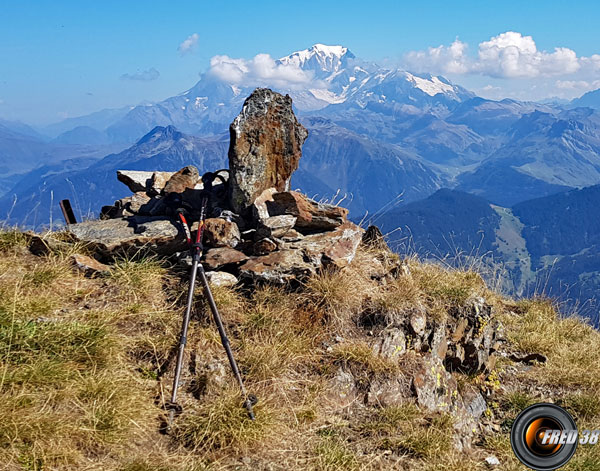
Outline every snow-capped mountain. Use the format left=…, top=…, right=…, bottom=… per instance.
left=4, top=44, right=600, bottom=228
left=79, top=44, right=476, bottom=143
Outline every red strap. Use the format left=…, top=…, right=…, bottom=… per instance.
left=178, top=213, right=192, bottom=245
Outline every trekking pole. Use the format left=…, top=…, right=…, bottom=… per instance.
left=166, top=173, right=256, bottom=428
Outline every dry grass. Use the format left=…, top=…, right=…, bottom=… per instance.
left=3, top=230, right=600, bottom=470
left=501, top=298, right=600, bottom=389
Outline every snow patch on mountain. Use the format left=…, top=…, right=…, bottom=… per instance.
left=405, top=73, right=455, bottom=97
left=309, top=89, right=346, bottom=104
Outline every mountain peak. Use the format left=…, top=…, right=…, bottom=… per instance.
left=137, top=125, right=183, bottom=145
left=278, top=44, right=355, bottom=76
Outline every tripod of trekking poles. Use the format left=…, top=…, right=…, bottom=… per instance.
left=165, top=170, right=256, bottom=428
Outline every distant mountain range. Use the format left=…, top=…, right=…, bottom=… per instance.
left=3, top=43, right=600, bottom=318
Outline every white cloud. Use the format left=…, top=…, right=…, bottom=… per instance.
left=404, top=31, right=589, bottom=79
left=556, top=79, right=600, bottom=91
left=178, top=33, right=199, bottom=55
left=120, top=67, right=160, bottom=81
left=208, top=53, right=318, bottom=89
left=405, top=39, right=470, bottom=74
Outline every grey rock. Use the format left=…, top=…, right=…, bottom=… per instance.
left=205, top=271, right=239, bottom=287
left=117, top=170, right=154, bottom=193
left=68, top=216, right=186, bottom=257
left=372, top=328, right=406, bottom=360
left=239, top=249, right=315, bottom=284
left=256, top=215, right=297, bottom=239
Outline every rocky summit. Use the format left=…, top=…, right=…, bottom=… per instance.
left=67, top=88, right=358, bottom=285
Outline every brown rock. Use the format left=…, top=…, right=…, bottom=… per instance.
left=239, top=249, right=315, bottom=284
left=202, top=247, right=248, bottom=270
left=269, top=191, right=348, bottom=231
left=149, top=171, right=175, bottom=195
left=163, top=166, right=200, bottom=194
left=228, top=88, right=308, bottom=214
left=203, top=218, right=241, bottom=248
left=70, top=254, right=109, bottom=276
left=253, top=238, right=277, bottom=256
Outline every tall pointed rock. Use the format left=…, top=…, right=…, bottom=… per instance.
left=228, top=88, right=308, bottom=215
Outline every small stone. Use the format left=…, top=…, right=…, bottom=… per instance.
left=409, top=309, right=427, bottom=336
left=70, top=254, right=110, bottom=276
left=205, top=271, right=238, bottom=287
left=202, top=247, right=248, bottom=270
left=256, top=215, right=297, bottom=239
left=253, top=238, right=278, bottom=256
left=485, top=456, right=500, bottom=467
left=203, top=218, right=241, bottom=248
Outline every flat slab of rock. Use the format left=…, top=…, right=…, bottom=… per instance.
left=68, top=217, right=186, bottom=257
left=239, top=249, right=315, bottom=284
left=202, top=247, right=248, bottom=270
left=269, top=191, right=348, bottom=231
left=284, top=221, right=363, bottom=268
left=228, top=88, right=308, bottom=214
left=117, top=170, right=154, bottom=193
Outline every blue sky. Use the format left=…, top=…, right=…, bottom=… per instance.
left=1, top=0, right=599, bottom=125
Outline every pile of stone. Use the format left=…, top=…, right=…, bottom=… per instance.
left=67, top=88, right=363, bottom=286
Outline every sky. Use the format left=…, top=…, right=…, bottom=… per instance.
left=1, top=0, right=599, bottom=125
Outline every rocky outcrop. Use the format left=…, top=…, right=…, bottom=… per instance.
left=66, top=87, right=362, bottom=283
left=228, top=88, right=308, bottom=215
